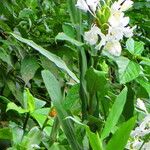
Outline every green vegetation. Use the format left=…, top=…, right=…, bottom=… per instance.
left=0, top=0, right=149, bottom=149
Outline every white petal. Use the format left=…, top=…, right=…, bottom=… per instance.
left=84, top=25, right=101, bottom=45
left=108, top=11, right=124, bottom=27
left=105, top=41, right=122, bottom=56
left=86, top=0, right=99, bottom=12
left=137, top=98, right=147, bottom=114
left=76, top=0, right=89, bottom=12
left=120, top=0, right=133, bottom=11
left=123, top=26, right=136, bottom=38
left=107, top=26, right=124, bottom=41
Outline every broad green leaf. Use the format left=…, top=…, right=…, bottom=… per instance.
left=23, top=89, right=35, bottom=113
left=7, top=80, right=23, bottom=105
left=0, top=128, right=12, bottom=140
left=0, top=20, right=11, bottom=32
left=66, top=116, right=103, bottom=150
left=136, top=77, right=150, bottom=97
left=31, top=108, right=52, bottom=135
left=42, top=70, right=62, bottom=103
left=63, top=84, right=80, bottom=113
left=126, top=38, right=134, bottom=54
left=101, top=87, right=128, bottom=140
left=6, top=102, right=28, bottom=114
left=0, top=48, right=12, bottom=66
left=62, top=23, right=76, bottom=38
left=21, top=56, right=39, bottom=84
left=42, top=70, right=82, bottom=150
left=126, top=38, right=144, bottom=55
left=86, top=126, right=103, bottom=150
left=31, top=108, right=52, bottom=127
left=9, top=122, right=24, bottom=145
left=21, top=127, right=42, bottom=149
left=55, top=32, right=84, bottom=47
left=140, top=60, right=150, bottom=67
left=116, top=57, right=141, bottom=84
left=106, top=117, right=136, bottom=150
left=85, top=67, right=107, bottom=94
left=11, top=33, right=79, bottom=83
left=34, top=98, right=46, bottom=109
left=0, top=96, right=10, bottom=103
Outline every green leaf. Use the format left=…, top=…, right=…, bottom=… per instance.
left=101, top=87, right=128, bottom=139
left=126, top=38, right=134, bottom=54
left=136, top=77, right=150, bottom=97
left=0, top=128, right=12, bottom=140
left=86, top=126, right=103, bottom=150
left=0, top=48, right=12, bottom=66
left=21, top=56, right=39, bottom=84
left=126, top=38, right=144, bottom=55
left=63, top=84, right=80, bottom=113
left=31, top=108, right=52, bottom=128
left=106, top=117, right=136, bottom=150
left=9, top=122, right=24, bottom=145
left=6, top=80, right=23, bottom=104
left=6, top=102, right=28, bottom=114
left=55, top=32, right=84, bottom=47
left=34, top=98, right=46, bottom=109
left=62, top=23, right=76, bottom=38
left=21, top=127, right=42, bottom=149
left=116, top=57, right=141, bottom=84
left=85, top=67, right=107, bottom=94
left=11, top=33, right=79, bottom=83
left=23, top=89, right=35, bottom=113
left=42, top=70, right=82, bottom=150
left=42, top=70, right=62, bottom=103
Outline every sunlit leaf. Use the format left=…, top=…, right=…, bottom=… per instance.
left=101, top=87, right=128, bottom=139
left=106, top=117, right=136, bottom=150
left=116, top=57, right=141, bottom=84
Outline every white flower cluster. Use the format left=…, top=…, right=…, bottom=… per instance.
left=126, top=113, right=150, bottom=150
left=76, top=0, right=136, bottom=56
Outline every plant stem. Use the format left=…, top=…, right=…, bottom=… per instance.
left=23, top=112, right=30, bottom=131
left=49, top=117, right=60, bottom=146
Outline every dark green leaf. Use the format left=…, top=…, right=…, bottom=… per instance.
left=21, top=57, right=39, bottom=84
left=55, top=32, right=84, bottom=47
left=0, top=128, right=12, bottom=140
left=11, top=33, right=79, bottom=83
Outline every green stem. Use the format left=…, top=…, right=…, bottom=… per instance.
left=23, top=113, right=30, bottom=131
left=49, top=117, right=60, bottom=146
left=41, top=109, right=51, bottom=130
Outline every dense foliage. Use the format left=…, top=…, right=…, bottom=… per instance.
left=0, top=0, right=150, bottom=149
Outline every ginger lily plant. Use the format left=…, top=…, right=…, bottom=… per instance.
left=77, top=0, right=136, bottom=56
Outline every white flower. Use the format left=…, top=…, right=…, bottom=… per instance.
left=95, top=32, right=106, bottom=50
left=111, top=0, right=133, bottom=12
left=137, top=98, right=148, bottom=114
left=84, top=25, right=102, bottom=45
left=107, top=26, right=124, bottom=41
left=76, top=0, right=99, bottom=13
left=109, top=11, right=129, bottom=27
left=76, top=0, right=89, bottom=12
left=86, top=0, right=99, bottom=13
left=120, top=0, right=133, bottom=11
left=105, top=40, right=122, bottom=56
left=31, top=144, right=40, bottom=149
left=123, top=26, right=136, bottom=38
left=131, top=114, right=150, bottom=138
